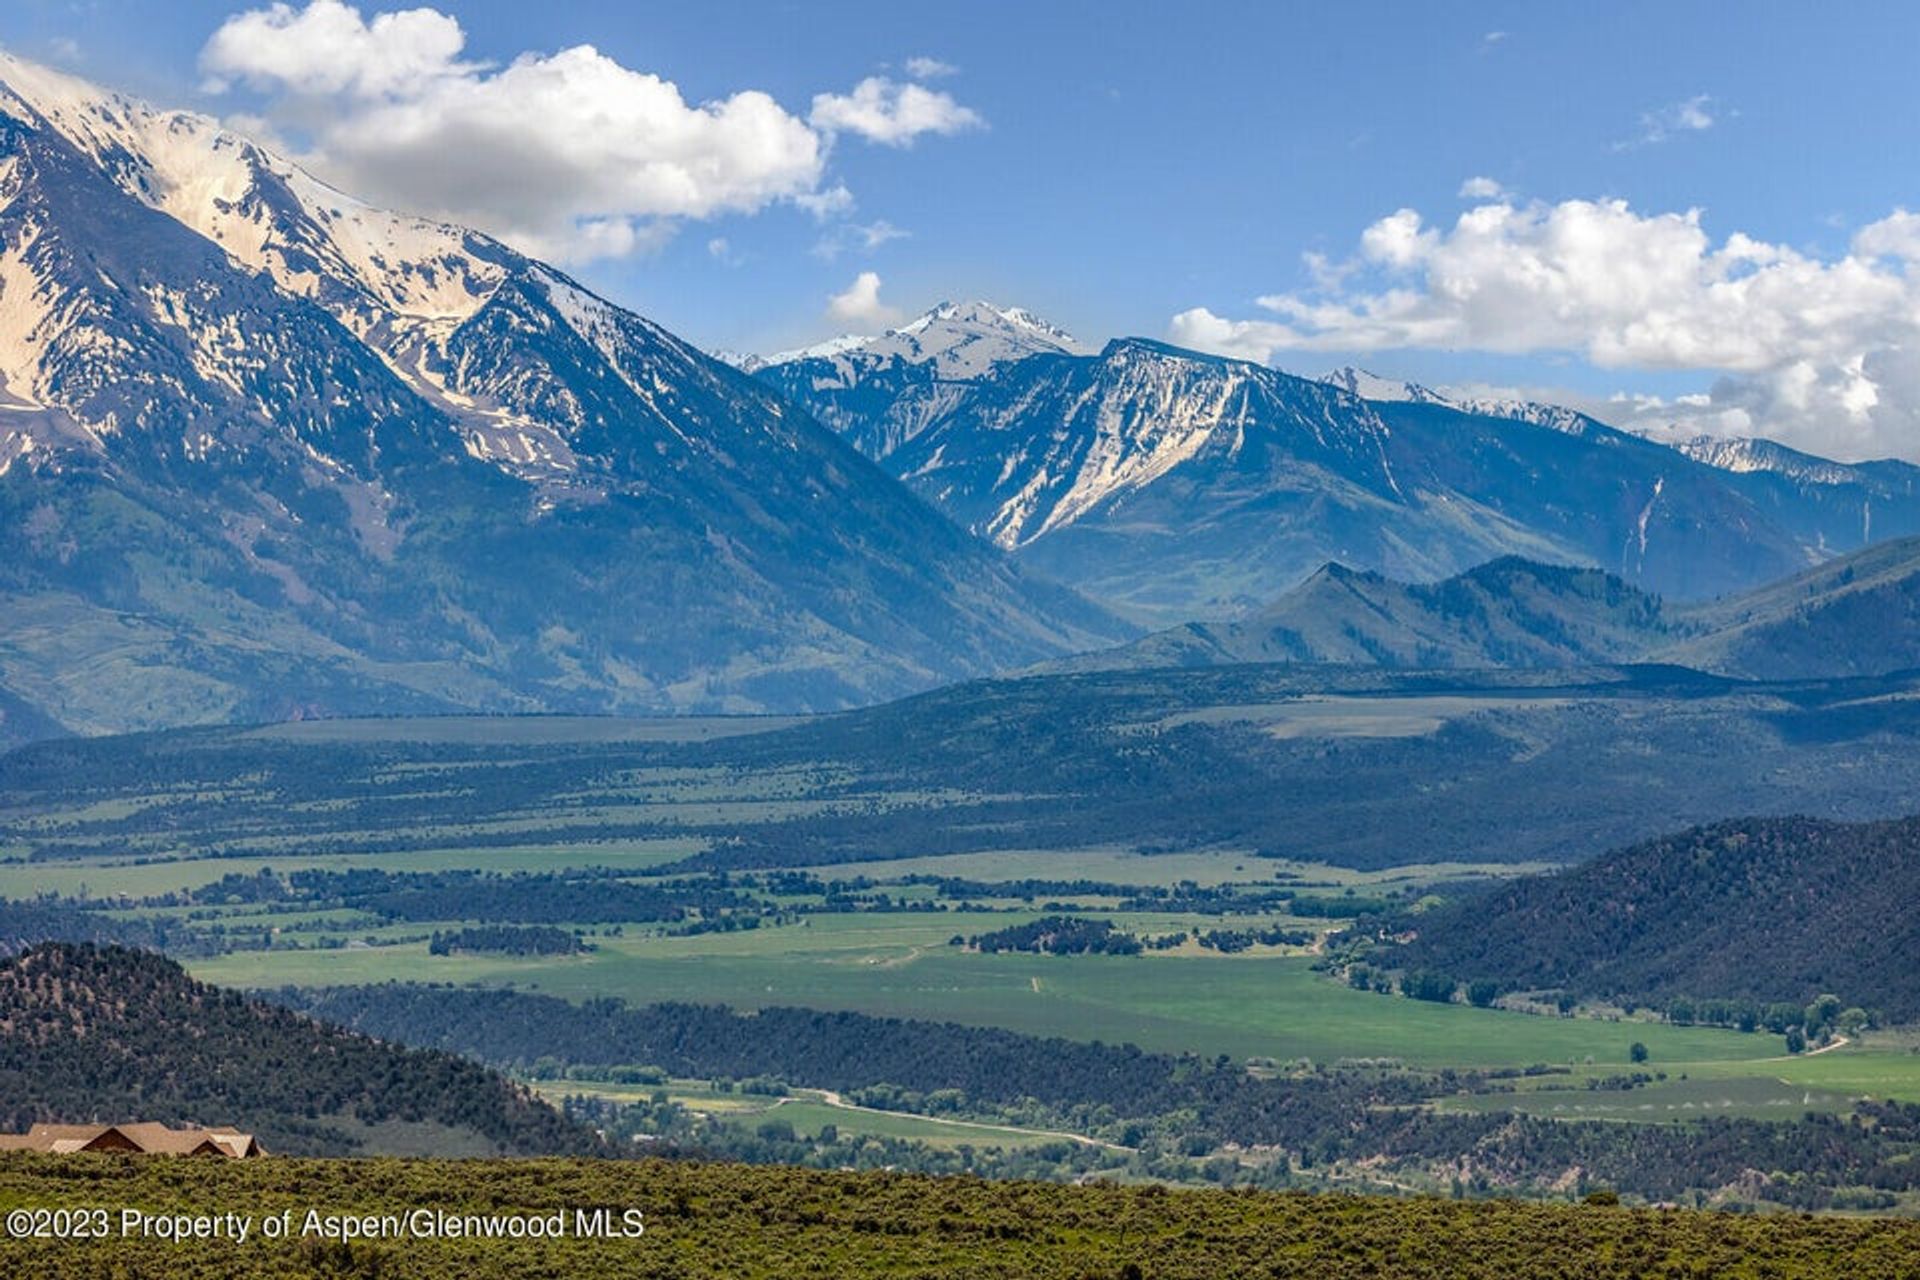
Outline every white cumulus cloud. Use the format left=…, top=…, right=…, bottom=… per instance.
left=1458, top=176, right=1507, bottom=200
left=826, top=271, right=902, bottom=329
left=809, top=76, right=983, bottom=147
left=1170, top=197, right=1920, bottom=460
left=198, top=2, right=979, bottom=262
left=202, top=0, right=473, bottom=96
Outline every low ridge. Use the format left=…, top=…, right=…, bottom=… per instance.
left=0, top=942, right=607, bottom=1156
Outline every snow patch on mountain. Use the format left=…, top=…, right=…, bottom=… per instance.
left=0, top=50, right=507, bottom=325
left=1674, top=435, right=1869, bottom=486
left=1319, top=365, right=1450, bottom=405
left=1318, top=365, right=1602, bottom=437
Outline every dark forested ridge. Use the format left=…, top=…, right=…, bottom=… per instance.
left=0, top=944, right=605, bottom=1157
left=1385, top=815, right=1920, bottom=1017
left=289, top=986, right=1188, bottom=1115
left=0, top=899, right=181, bottom=954
left=288, top=983, right=1920, bottom=1208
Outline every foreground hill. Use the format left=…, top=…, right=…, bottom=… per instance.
left=1, top=1155, right=1916, bottom=1278
left=1389, top=815, right=1920, bottom=1019
left=0, top=943, right=604, bottom=1156
left=0, top=54, right=1123, bottom=746
left=1059, top=537, right=1920, bottom=682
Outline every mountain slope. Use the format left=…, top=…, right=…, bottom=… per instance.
left=770, top=331, right=1877, bottom=622
left=1672, top=435, right=1920, bottom=554
left=1387, top=815, right=1920, bottom=1019
left=1663, top=535, right=1920, bottom=678
left=0, top=942, right=606, bottom=1155
left=1321, top=368, right=1920, bottom=577
left=1318, top=365, right=1608, bottom=436
left=1057, top=557, right=1676, bottom=671
left=0, top=54, right=1125, bottom=743
left=881, top=339, right=1564, bottom=621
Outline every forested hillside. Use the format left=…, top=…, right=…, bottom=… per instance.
left=289, top=984, right=1920, bottom=1208
left=0, top=944, right=605, bottom=1156
left=1386, top=816, right=1920, bottom=1017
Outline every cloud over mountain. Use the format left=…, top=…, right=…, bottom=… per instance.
left=1173, top=196, right=1920, bottom=461
left=199, top=1, right=980, bottom=261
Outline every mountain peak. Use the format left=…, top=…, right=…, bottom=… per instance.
left=898, top=299, right=1081, bottom=348
left=754, top=298, right=1084, bottom=378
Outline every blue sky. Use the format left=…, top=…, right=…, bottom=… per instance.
left=6, top=1, right=1920, bottom=457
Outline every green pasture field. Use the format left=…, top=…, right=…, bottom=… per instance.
left=531, top=1079, right=769, bottom=1114
left=529, top=1078, right=1081, bottom=1150
left=743, top=1100, right=1077, bottom=1150
left=189, top=913, right=1794, bottom=1072
left=1437, top=1073, right=1859, bottom=1122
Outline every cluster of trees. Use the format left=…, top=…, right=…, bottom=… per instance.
left=1347, top=965, right=1501, bottom=1008
left=289, top=986, right=1189, bottom=1117
left=1196, top=926, right=1313, bottom=953
left=0, top=945, right=606, bottom=1157
left=963, top=916, right=1143, bottom=956
left=1660, top=992, right=1877, bottom=1048
left=1344, top=962, right=1868, bottom=1046
left=427, top=925, right=589, bottom=956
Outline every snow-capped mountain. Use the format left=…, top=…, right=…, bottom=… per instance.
left=753, top=300, right=1085, bottom=457
left=772, top=342, right=1920, bottom=621
left=900, top=340, right=1405, bottom=552
left=1674, top=435, right=1908, bottom=488
left=0, top=53, right=1125, bottom=744
left=760, top=300, right=1083, bottom=377
left=731, top=333, right=872, bottom=372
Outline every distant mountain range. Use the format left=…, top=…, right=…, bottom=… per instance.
left=1050, top=536, right=1920, bottom=680
left=5, top=47, right=1919, bottom=748
left=0, top=54, right=1126, bottom=741
left=761, top=325, right=1920, bottom=623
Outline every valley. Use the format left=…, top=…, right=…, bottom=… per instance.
left=6, top=686, right=1920, bottom=1208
